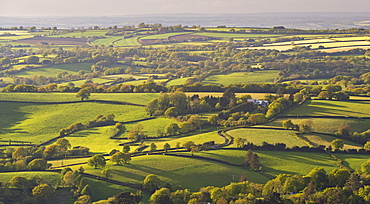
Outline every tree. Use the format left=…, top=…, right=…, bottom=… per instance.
left=364, top=141, right=370, bottom=150
left=26, top=56, right=39, bottom=64
left=306, top=167, right=328, bottom=190
left=32, top=184, right=53, bottom=200
left=150, top=143, right=157, bottom=153
left=123, top=144, right=130, bottom=153
left=163, top=143, right=170, bottom=153
left=235, top=137, right=247, bottom=148
left=63, top=171, right=79, bottom=187
left=87, top=154, right=106, bottom=169
left=108, top=191, right=142, bottom=204
left=28, top=158, right=48, bottom=170
left=101, top=169, right=113, bottom=179
left=56, top=138, right=71, bottom=150
left=331, top=139, right=344, bottom=150
left=182, top=141, right=196, bottom=150
left=328, top=169, right=350, bottom=187
left=247, top=113, right=267, bottom=125
left=171, top=189, right=191, bottom=204
left=282, top=120, right=294, bottom=129
left=111, top=151, right=125, bottom=165
left=76, top=88, right=91, bottom=101
left=165, top=123, right=180, bottom=136
left=164, top=107, right=178, bottom=118
left=74, top=195, right=92, bottom=204
left=143, top=174, right=161, bottom=192
left=149, top=188, right=173, bottom=204
left=190, top=146, right=199, bottom=156
left=9, top=176, right=29, bottom=189
left=12, top=147, right=28, bottom=160
left=361, top=159, right=370, bottom=175
left=335, top=124, right=351, bottom=137
left=146, top=98, right=159, bottom=116
left=299, top=119, right=313, bottom=133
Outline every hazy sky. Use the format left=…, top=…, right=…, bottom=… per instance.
left=1, top=0, right=370, bottom=16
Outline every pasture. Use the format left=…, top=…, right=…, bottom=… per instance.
left=82, top=155, right=270, bottom=191
left=283, top=100, right=370, bottom=117
left=47, top=30, right=107, bottom=38
left=114, top=36, right=141, bottom=47
left=140, top=32, right=191, bottom=40
left=0, top=171, right=61, bottom=186
left=226, top=128, right=307, bottom=148
left=202, top=70, right=279, bottom=85
left=15, top=63, right=93, bottom=77
left=0, top=92, right=159, bottom=104
left=334, top=154, right=370, bottom=171
left=254, top=151, right=338, bottom=176
left=300, top=133, right=363, bottom=149
left=263, top=118, right=370, bottom=135
left=0, top=102, right=147, bottom=145
left=166, top=77, right=192, bottom=86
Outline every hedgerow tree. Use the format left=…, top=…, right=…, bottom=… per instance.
left=331, top=139, right=344, bottom=150
left=28, top=158, right=48, bottom=170
left=143, top=174, right=161, bottom=193
left=282, top=120, right=294, bottom=129
left=32, top=184, right=53, bottom=201
left=87, top=154, right=106, bottom=169
left=76, top=88, right=91, bottom=101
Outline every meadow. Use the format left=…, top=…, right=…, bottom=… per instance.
left=254, top=151, right=338, bottom=176
left=261, top=118, right=370, bottom=135
left=82, top=155, right=270, bottom=191
left=334, top=154, right=370, bottom=171
left=202, top=70, right=279, bottom=85
left=46, top=30, right=108, bottom=38
left=0, top=171, right=61, bottom=186
left=283, top=100, right=370, bottom=117
left=226, top=128, right=307, bottom=148
left=300, top=133, right=363, bottom=149
left=0, top=102, right=147, bottom=144
left=114, top=36, right=141, bottom=47
left=15, top=63, right=93, bottom=77
left=140, top=32, right=191, bottom=40
left=0, top=92, right=159, bottom=104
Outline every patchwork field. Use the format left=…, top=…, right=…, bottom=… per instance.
left=0, top=102, right=147, bottom=144
left=226, top=128, right=307, bottom=148
left=300, top=133, right=363, bottom=149
left=283, top=100, right=370, bottom=117
left=202, top=70, right=279, bottom=85
left=334, top=154, right=370, bottom=171
left=15, top=63, right=93, bottom=77
left=254, top=151, right=338, bottom=176
left=82, top=155, right=270, bottom=191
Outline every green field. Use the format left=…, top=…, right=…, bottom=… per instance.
left=0, top=102, right=146, bottom=144
left=90, top=36, right=122, bottom=46
left=300, top=133, right=362, bottom=149
left=263, top=118, right=370, bottom=135
left=0, top=92, right=159, bottom=105
left=140, top=32, right=191, bottom=40
left=192, top=32, right=284, bottom=38
left=47, top=30, right=108, bottom=38
left=166, top=77, right=191, bottom=86
left=202, top=70, right=279, bottom=85
left=15, top=63, right=93, bottom=77
left=283, top=100, right=370, bottom=117
left=226, top=128, right=307, bottom=148
left=334, top=154, right=370, bottom=171
left=114, top=36, right=141, bottom=47
left=176, top=149, right=246, bottom=165
left=82, top=155, right=270, bottom=191
left=85, top=177, right=150, bottom=202
left=0, top=171, right=61, bottom=186
left=255, top=151, right=338, bottom=176
left=143, top=130, right=225, bottom=150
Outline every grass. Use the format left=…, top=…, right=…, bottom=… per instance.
left=47, top=30, right=107, bottom=38
left=283, top=100, right=370, bottom=117
left=255, top=151, right=339, bottom=176
left=0, top=171, right=61, bottom=186
left=202, top=70, right=279, bottom=85
left=334, top=154, right=369, bottom=171
left=15, top=63, right=93, bottom=77
left=241, top=45, right=294, bottom=52
left=140, top=32, right=192, bottom=40
left=175, top=149, right=246, bottom=165
left=226, top=128, right=307, bottom=148
left=0, top=92, right=159, bottom=105
left=85, top=177, right=150, bottom=202
left=262, top=118, right=370, bottom=135
left=300, top=133, right=363, bottom=149
left=166, top=77, right=191, bottom=86
left=192, top=32, right=284, bottom=38
left=143, top=130, right=225, bottom=150
left=0, top=102, right=146, bottom=145
left=115, top=36, right=141, bottom=47
left=83, top=155, right=270, bottom=191
left=90, top=36, right=122, bottom=46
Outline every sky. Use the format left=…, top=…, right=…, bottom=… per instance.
left=1, top=0, right=370, bottom=16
